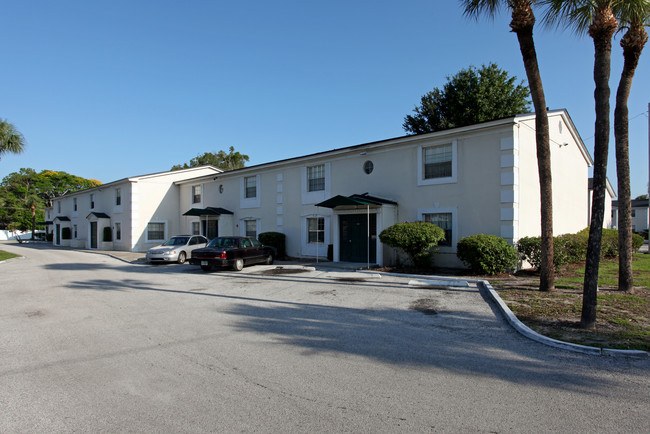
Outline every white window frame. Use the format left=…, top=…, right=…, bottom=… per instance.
left=300, top=214, right=331, bottom=257
left=240, top=175, right=261, bottom=208
left=114, top=221, right=122, bottom=241
left=73, top=224, right=78, bottom=239
left=191, top=220, right=201, bottom=235
left=115, top=188, right=122, bottom=206
left=239, top=218, right=260, bottom=238
left=307, top=217, right=325, bottom=244
left=192, top=185, right=201, bottom=204
left=146, top=221, right=167, bottom=243
left=90, top=193, right=95, bottom=209
left=301, top=163, right=331, bottom=204
left=73, top=197, right=77, bottom=212
left=57, top=201, right=61, bottom=213
left=417, top=207, right=457, bottom=251
left=417, top=140, right=457, bottom=186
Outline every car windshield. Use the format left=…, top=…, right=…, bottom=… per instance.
left=207, top=237, right=238, bottom=248
left=163, top=237, right=189, bottom=246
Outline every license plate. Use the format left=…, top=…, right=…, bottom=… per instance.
left=201, top=261, right=208, bottom=266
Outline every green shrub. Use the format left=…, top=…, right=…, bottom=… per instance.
left=103, top=226, right=112, bottom=242
left=61, top=227, right=71, bottom=240
left=457, top=234, right=518, bottom=275
left=379, top=222, right=445, bottom=268
left=516, top=236, right=543, bottom=269
left=258, top=232, right=286, bottom=258
left=632, top=233, right=644, bottom=251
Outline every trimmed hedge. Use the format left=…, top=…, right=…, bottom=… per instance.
left=379, top=222, right=445, bottom=268
left=456, top=234, right=518, bottom=275
left=518, top=228, right=644, bottom=269
left=258, top=232, right=286, bottom=258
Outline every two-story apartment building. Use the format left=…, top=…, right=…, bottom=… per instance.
left=48, top=109, right=597, bottom=268
left=611, top=198, right=650, bottom=233
left=173, top=109, right=594, bottom=267
left=46, top=166, right=221, bottom=251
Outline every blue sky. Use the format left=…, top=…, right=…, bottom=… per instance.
left=1, top=0, right=649, bottom=198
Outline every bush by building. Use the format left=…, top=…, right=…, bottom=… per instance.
left=456, top=234, right=518, bottom=275
left=379, top=222, right=445, bottom=268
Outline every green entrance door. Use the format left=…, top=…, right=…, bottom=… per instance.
left=90, top=222, right=98, bottom=249
left=339, top=213, right=376, bottom=263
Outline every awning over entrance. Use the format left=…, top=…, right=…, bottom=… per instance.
left=53, top=216, right=71, bottom=222
left=316, top=193, right=397, bottom=209
left=86, top=212, right=110, bottom=219
left=183, top=207, right=234, bottom=216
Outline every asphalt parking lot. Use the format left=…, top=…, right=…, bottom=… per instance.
left=1, top=242, right=649, bottom=432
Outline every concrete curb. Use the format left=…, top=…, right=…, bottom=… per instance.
left=478, top=280, right=649, bottom=359
left=360, top=269, right=649, bottom=359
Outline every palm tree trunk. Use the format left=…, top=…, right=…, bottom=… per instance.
left=582, top=8, right=617, bottom=329
left=614, top=25, right=647, bottom=294
left=511, top=1, right=554, bottom=292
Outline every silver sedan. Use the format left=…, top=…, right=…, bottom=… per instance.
left=145, top=235, right=208, bottom=264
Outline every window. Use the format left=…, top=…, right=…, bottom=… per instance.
left=115, top=222, right=122, bottom=241
left=363, top=161, right=374, bottom=174
left=115, top=188, right=121, bottom=206
left=307, top=217, right=325, bottom=243
left=631, top=209, right=636, bottom=217
left=245, top=220, right=257, bottom=238
left=57, top=201, right=61, bottom=213
left=244, top=176, right=256, bottom=199
left=307, top=165, right=325, bottom=192
left=147, top=222, right=165, bottom=241
left=73, top=225, right=78, bottom=239
left=423, top=144, right=452, bottom=179
left=192, top=185, right=201, bottom=204
left=423, top=213, right=452, bottom=247
left=191, top=221, right=200, bottom=235
left=73, top=198, right=77, bottom=212
left=90, top=194, right=95, bottom=209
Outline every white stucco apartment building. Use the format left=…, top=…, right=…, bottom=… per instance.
left=611, top=198, right=650, bottom=233
left=173, top=109, right=594, bottom=267
left=46, top=166, right=221, bottom=251
left=48, top=109, right=599, bottom=268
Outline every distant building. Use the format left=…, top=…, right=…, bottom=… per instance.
left=611, top=199, right=650, bottom=233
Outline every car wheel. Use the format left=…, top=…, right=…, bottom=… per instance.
left=265, top=254, right=274, bottom=265
left=233, top=258, right=244, bottom=271
left=177, top=251, right=186, bottom=264
left=200, top=265, right=212, bottom=272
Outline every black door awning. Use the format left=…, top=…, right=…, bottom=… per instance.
left=316, top=193, right=397, bottom=209
left=183, top=207, right=234, bottom=216
left=86, top=212, right=110, bottom=219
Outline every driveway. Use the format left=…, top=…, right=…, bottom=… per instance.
left=1, top=242, right=648, bottom=432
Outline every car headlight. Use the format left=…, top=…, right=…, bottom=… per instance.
left=163, top=250, right=175, bottom=256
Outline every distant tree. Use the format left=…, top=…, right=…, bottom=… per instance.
left=0, top=169, right=101, bottom=230
left=0, top=119, right=26, bottom=161
left=402, top=63, right=531, bottom=134
left=635, top=194, right=649, bottom=200
left=172, top=146, right=250, bottom=171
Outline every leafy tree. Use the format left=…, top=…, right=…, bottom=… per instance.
left=171, top=146, right=249, bottom=171
left=0, top=119, right=26, bottom=161
left=612, top=2, right=649, bottom=293
left=403, top=62, right=530, bottom=134
left=542, top=0, right=621, bottom=328
left=635, top=194, right=649, bottom=200
left=462, top=1, right=555, bottom=293
left=0, top=169, right=101, bottom=231
left=379, top=222, right=445, bottom=268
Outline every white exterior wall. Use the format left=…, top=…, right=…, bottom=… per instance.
left=517, top=113, right=592, bottom=240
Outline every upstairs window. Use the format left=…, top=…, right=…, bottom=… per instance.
left=57, top=201, right=61, bottom=213
left=244, top=176, right=256, bottom=199
left=115, top=188, right=121, bottom=206
left=307, top=165, right=325, bottom=192
left=192, top=185, right=201, bottom=204
left=73, top=198, right=77, bottom=212
left=90, top=193, right=95, bottom=209
left=423, top=144, right=452, bottom=179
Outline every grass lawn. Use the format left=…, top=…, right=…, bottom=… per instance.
left=493, top=253, right=650, bottom=352
left=0, top=250, right=20, bottom=261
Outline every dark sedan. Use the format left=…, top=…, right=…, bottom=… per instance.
left=189, top=236, right=277, bottom=271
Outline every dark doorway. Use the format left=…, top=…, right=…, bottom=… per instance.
left=90, top=222, right=98, bottom=249
left=339, top=213, right=376, bottom=263
left=202, top=219, right=218, bottom=239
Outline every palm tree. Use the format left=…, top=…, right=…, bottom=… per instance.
left=462, top=0, right=555, bottom=292
left=0, top=119, right=26, bottom=161
left=542, top=0, right=620, bottom=328
left=614, top=2, right=649, bottom=294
